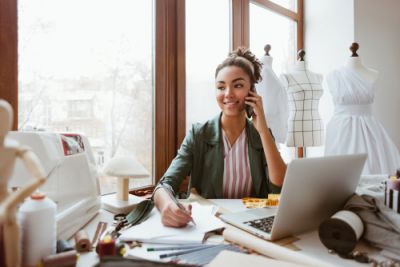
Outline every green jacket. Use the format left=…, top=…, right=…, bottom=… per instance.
left=158, top=113, right=281, bottom=198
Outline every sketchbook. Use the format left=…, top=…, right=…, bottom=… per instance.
left=119, top=203, right=224, bottom=244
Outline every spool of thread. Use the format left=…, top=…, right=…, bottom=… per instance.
left=74, top=230, right=92, bottom=252
left=56, top=240, right=74, bottom=253
left=19, top=192, right=57, bottom=267
left=318, top=210, right=364, bottom=255
left=42, top=250, right=77, bottom=267
left=98, top=235, right=116, bottom=258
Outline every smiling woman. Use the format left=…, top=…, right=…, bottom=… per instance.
left=153, top=47, right=287, bottom=228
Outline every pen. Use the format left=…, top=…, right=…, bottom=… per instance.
left=163, top=187, right=196, bottom=225
left=147, top=244, right=212, bottom=252
left=159, top=245, right=216, bottom=259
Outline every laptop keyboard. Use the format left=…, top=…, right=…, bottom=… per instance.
left=244, top=216, right=275, bottom=233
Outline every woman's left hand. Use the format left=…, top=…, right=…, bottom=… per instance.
left=245, top=90, right=269, bottom=134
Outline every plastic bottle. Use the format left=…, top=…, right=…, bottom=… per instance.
left=19, top=192, right=57, bottom=266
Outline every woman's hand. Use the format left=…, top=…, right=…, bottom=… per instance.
left=160, top=202, right=193, bottom=227
left=245, top=90, right=269, bottom=134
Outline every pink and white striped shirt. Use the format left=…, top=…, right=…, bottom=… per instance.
left=222, top=129, right=253, bottom=198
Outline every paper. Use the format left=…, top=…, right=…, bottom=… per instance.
left=127, top=243, right=172, bottom=262
left=223, top=226, right=336, bottom=267
left=207, top=250, right=309, bottom=267
left=120, top=203, right=225, bottom=244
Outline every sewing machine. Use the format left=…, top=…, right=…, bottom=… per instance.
left=8, top=132, right=101, bottom=239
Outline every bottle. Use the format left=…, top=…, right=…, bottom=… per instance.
left=19, top=192, right=57, bottom=266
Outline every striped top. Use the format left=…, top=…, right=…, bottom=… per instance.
left=222, top=128, right=253, bottom=198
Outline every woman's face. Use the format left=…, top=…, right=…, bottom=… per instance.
left=215, top=66, right=252, bottom=117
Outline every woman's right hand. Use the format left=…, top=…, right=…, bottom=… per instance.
left=160, top=202, right=193, bottom=227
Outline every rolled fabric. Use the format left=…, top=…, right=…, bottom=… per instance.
left=318, top=210, right=364, bottom=254
left=223, top=226, right=335, bottom=267
left=74, top=230, right=91, bottom=252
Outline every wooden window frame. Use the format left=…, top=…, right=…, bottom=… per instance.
left=0, top=0, right=303, bottom=186
left=0, top=0, right=18, bottom=130
left=232, top=0, right=304, bottom=50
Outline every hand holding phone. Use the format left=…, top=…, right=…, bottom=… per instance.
left=245, top=87, right=256, bottom=118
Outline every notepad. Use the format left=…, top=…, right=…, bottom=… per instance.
left=119, top=203, right=224, bottom=244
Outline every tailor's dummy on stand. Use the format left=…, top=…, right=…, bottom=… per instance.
left=280, top=50, right=324, bottom=157
left=324, top=43, right=400, bottom=174
left=0, top=100, right=47, bottom=267
left=256, top=44, right=289, bottom=144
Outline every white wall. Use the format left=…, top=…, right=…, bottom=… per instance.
left=304, top=0, right=354, bottom=156
left=354, top=0, right=400, bottom=148
left=305, top=0, right=400, bottom=154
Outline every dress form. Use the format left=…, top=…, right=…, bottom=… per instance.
left=346, top=42, right=379, bottom=84
left=280, top=50, right=324, bottom=157
left=324, top=42, right=400, bottom=174
left=256, top=44, right=288, bottom=144
left=0, top=100, right=47, bottom=267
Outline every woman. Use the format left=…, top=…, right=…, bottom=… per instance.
left=154, top=48, right=287, bottom=227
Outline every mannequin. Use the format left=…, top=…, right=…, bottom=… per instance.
left=0, top=99, right=47, bottom=267
left=324, top=42, right=400, bottom=175
left=346, top=42, right=379, bottom=83
left=255, top=44, right=288, bottom=144
left=280, top=50, right=324, bottom=157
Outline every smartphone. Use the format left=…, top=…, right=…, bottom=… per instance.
left=245, top=87, right=256, bottom=118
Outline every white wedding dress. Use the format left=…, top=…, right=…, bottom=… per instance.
left=325, top=67, right=400, bottom=175
left=256, top=56, right=288, bottom=143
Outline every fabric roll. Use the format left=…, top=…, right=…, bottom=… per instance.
left=318, top=210, right=364, bottom=254
left=223, top=226, right=335, bottom=267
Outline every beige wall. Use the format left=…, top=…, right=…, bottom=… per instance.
left=304, top=0, right=355, bottom=156
left=305, top=0, right=400, bottom=153
left=354, top=0, right=400, bottom=148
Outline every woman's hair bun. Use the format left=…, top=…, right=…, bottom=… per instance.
left=216, top=47, right=262, bottom=85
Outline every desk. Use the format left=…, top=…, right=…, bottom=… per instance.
left=208, top=199, right=383, bottom=267
left=75, top=196, right=383, bottom=267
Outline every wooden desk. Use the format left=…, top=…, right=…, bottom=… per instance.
left=208, top=199, right=383, bottom=267
left=75, top=196, right=383, bottom=267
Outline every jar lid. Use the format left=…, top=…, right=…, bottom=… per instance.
left=31, top=192, right=46, bottom=200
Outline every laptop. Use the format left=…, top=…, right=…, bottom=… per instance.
left=219, top=154, right=367, bottom=241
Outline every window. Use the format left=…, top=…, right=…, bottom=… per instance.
left=250, top=3, right=297, bottom=76
left=249, top=0, right=301, bottom=161
left=18, top=0, right=154, bottom=194
left=67, top=99, right=93, bottom=119
left=185, top=0, right=231, bottom=131
left=268, top=0, right=297, bottom=12
left=2, top=0, right=304, bottom=189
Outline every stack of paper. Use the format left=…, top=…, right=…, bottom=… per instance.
left=119, top=203, right=224, bottom=244
left=207, top=250, right=310, bottom=267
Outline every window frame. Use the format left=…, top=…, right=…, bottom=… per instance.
left=0, top=0, right=303, bottom=186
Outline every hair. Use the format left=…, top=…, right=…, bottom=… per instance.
left=215, top=47, right=262, bottom=88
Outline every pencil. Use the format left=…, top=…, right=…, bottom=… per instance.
left=163, top=187, right=196, bottom=225
left=159, top=245, right=217, bottom=259
left=147, top=244, right=212, bottom=252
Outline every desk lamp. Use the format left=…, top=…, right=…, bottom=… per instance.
left=102, top=155, right=149, bottom=214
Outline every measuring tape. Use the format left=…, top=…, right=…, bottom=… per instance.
left=242, top=194, right=280, bottom=208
